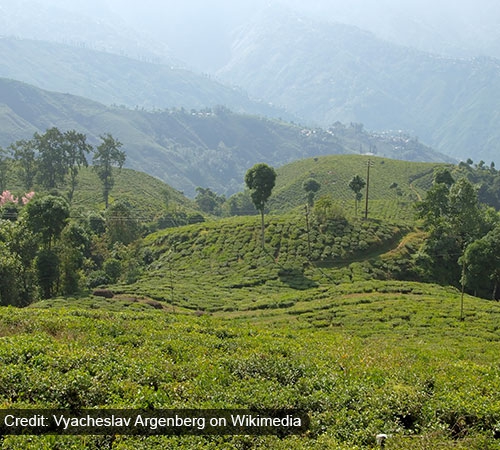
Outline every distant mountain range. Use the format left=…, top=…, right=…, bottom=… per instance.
left=217, top=7, right=500, bottom=164
left=0, top=78, right=452, bottom=197
left=0, top=37, right=284, bottom=120
left=1, top=2, right=499, bottom=168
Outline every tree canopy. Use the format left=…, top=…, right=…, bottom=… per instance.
left=93, top=134, right=126, bottom=208
left=245, top=163, right=276, bottom=247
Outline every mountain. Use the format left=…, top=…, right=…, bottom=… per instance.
left=0, top=0, right=175, bottom=64
left=0, top=36, right=284, bottom=119
left=0, top=78, right=453, bottom=197
left=217, top=7, right=500, bottom=164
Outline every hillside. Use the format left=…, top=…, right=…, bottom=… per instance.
left=269, top=154, right=443, bottom=220
left=0, top=78, right=452, bottom=197
left=0, top=36, right=281, bottom=119
left=2, top=162, right=197, bottom=223
left=218, top=6, right=500, bottom=164
left=2, top=154, right=500, bottom=447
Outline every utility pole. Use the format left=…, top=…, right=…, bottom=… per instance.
left=305, top=204, right=311, bottom=256
left=460, top=256, right=466, bottom=321
left=364, top=159, right=374, bottom=220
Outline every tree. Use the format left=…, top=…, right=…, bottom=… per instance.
left=416, top=175, right=490, bottom=287
left=226, top=191, right=256, bottom=216
left=24, top=195, right=70, bottom=249
left=244, top=163, right=276, bottom=247
left=348, top=175, right=366, bottom=216
left=462, top=224, right=500, bottom=299
left=0, top=147, right=8, bottom=191
left=34, top=127, right=68, bottom=189
left=448, top=178, right=485, bottom=246
left=303, top=178, right=321, bottom=207
left=9, top=139, right=37, bottom=190
left=195, top=187, right=225, bottom=214
left=433, top=167, right=454, bottom=187
left=58, top=222, right=91, bottom=295
left=63, top=130, right=92, bottom=202
left=0, top=242, right=21, bottom=306
left=93, top=134, right=126, bottom=208
left=36, top=249, right=60, bottom=299
left=303, top=178, right=320, bottom=255
left=415, top=182, right=451, bottom=231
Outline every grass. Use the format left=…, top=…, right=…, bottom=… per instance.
left=2, top=162, right=198, bottom=223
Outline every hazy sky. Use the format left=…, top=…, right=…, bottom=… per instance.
left=2, top=0, right=500, bottom=69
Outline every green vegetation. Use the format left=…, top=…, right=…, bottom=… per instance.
left=92, top=134, right=126, bottom=208
left=2, top=149, right=500, bottom=448
left=0, top=282, right=500, bottom=449
left=245, top=163, right=277, bottom=247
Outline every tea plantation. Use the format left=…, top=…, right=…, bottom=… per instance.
left=2, top=154, right=500, bottom=449
left=1, top=282, right=500, bottom=449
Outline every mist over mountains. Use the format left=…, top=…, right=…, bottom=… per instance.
left=0, top=0, right=499, bottom=180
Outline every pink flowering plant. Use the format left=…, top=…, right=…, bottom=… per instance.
left=0, top=190, right=35, bottom=206
left=21, top=191, right=36, bottom=205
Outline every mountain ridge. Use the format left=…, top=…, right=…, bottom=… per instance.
left=217, top=6, right=500, bottom=164
left=0, top=77, right=454, bottom=197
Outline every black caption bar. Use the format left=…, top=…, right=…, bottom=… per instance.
left=0, top=409, right=309, bottom=435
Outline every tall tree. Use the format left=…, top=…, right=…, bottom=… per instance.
left=245, top=163, right=276, bottom=247
left=93, top=134, right=126, bottom=208
left=416, top=175, right=490, bottom=286
left=24, top=195, right=70, bottom=249
left=303, top=178, right=321, bottom=207
left=462, top=224, right=500, bottom=299
left=348, top=175, right=366, bottom=216
left=34, top=127, right=68, bottom=189
left=9, top=139, right=37, bottom=190
left=448, top=178, right=485, bottom=246
left=63, top=130, right=92, bottom=202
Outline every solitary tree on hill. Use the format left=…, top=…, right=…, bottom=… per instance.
left=245, top=163, right=276, bottom=248
left=303, top=178, right=321, bottom=207
left=348, top=175, right=366, bottom=216
left=93, top=134, right=126, bottom=208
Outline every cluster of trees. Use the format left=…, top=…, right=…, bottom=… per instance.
left=2, top=128, right=126, bottom=207
left=0, top=128, right=152, bottom=306
left=415, top=168, right=500, bottom=299
left=458, top=158, right=500, bottom=210
left=0, top=193, right=149, bottom=306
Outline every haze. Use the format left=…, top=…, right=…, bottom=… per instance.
left=2, top=0, right=500, bottom=70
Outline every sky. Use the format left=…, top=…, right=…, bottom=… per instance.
left=2, top=0, right=500, bottom=69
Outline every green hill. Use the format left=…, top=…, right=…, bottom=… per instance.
left=2, top=155, right=500, bottom=448
left=3, top=162, right=197, bottom=223
left=1, top=278, right=499, bottom=448
left=270, top=154, right=445, bottom=221
left=0, top=78, right=452, bottom=197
